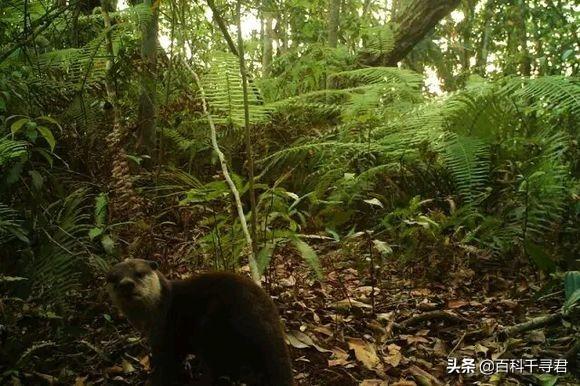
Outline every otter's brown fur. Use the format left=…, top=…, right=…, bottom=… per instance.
left=106, top=259, right=294, bottom=386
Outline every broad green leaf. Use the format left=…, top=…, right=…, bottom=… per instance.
left=11, top=118, right=30, bottom=134
left=563, top=271, right=580, bottom=312
left=89, top=227, right=104, bottom=240
left=326, top=228, right=340, bottom=242
left=363, top=198, right=383, bottom=208
left=525, top=241, right=556, bottom=273
left=562, top=49, right=573, bottom=60
left=35, top=148, right=54, bottom=167
left=373, top=239, right=393, bottom=255
left=29, top=170, right=44, bottom=190
left=126, top=154, right=143, bottom=165
left=536, top=374, right=558, bottom=386
left=37, top=116, right=61, bottom=131
left=292, top=238, right=322, bottom=278
left=37, top=126, right=56, bottom=151
left=101, top=234, right=115, bottom=254
left=25, top=126, right=38, bottom=142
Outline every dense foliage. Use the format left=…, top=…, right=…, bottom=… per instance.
left=0, top=0, right=578, bottom=384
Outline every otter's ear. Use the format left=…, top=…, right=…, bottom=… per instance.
left=148, top=260, right=159, bottom=270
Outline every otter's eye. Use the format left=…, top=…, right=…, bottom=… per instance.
left=136, top=271, right=146, bottom=279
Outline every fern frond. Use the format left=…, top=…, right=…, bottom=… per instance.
left=0, top=137, right=27, bottom=165
left=0, top=202, right=28, bottom=245
left=442, top=134, right=490, bottom=204
left=502, top=76, right=580, bottom=115
left=360, top=26, right=395, bottom=56
left=511, top=130, right=571, bottom=241
left=27, top=189, right=95, bottom=306
left=203, top=52, right=270, bottom=127
left=330, top=67, right=423, bottom=89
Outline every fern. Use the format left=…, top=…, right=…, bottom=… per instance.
left=26, top=189, right=96, bottom=306
left=203, top=52, right=270, bottom=128
left=0, top=202, right=28, bottom=244
left=0, top=137, right=27, bottom=165
left=502, top=76, right=580, bottom=115
left=360, top=26, right=395, bottom=57
left=442, top=134, right=490, bottom=205
left=511, top=130, right=570, bottom=241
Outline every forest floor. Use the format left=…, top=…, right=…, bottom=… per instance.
left=9, top=242, right=578, bottom=386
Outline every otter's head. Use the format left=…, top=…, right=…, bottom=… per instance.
left=106, top=259, right=162, bottom=316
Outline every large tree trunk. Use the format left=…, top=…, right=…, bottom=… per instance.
left=362, top=0, right=460, bottom=66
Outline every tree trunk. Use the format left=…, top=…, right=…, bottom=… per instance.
left=262, top=0, right=274, bottom=77
left=361, top=0, right=460, bottom=66
left=517, top=0, right=531, bottom=76
left=135, top=0, right=158, bottom=154
left=278, top=13, right=289, bottom=54
left=327, top=0, right=340, bottom=48
left=475, top=0, right=494, bottom=75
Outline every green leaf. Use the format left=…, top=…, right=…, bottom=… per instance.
left=29, top=170, right=44, bottom=190
left=326, top=228, right=340, bottom=242
left=373, top=239, right=393, bottom=255
left=25, top=126, right=38, bottom=142
left=292, top=238, right=322, bottom=278
left=256, top=242, right=275, bottom=276
left=363, top=198, right=383, bottom=208
left=35, top=148, right=54, bottom=167
left=89, top=227, right=104, bottom=240
left=563, top=271, right=580, bottom=312
left=0, top=275, right=28, bottom=283
left=11, top=118, right=30, bottom=134
left=536, top=374, right=558, bottom=386
left=126, top=154, right=143, bottom=165
left=10, top=227, right=30, bottom=244
left=95, top=193, right=108, bottom=227
left=5, top=161, right=24, bottom=185
left=525, top=241, right=556, bottom=273
left=562, top=49, right=573, bottom=61
left=101, top=234, right=115, bottom=254
left=37, top=116, right=61, bottom=131
left=37, top=126, right=56, bottom=151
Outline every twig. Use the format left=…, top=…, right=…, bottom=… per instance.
left=448, top=332, right=466, bottom=357
left=499, top=313, right=562, bottom=340
left=183, top=60, right=260, bottom=284
left=236, top=0, right=258, bottom=258
left=564, top=337, right=580, bottom=362
left=205, top=0, right=238, bottom=56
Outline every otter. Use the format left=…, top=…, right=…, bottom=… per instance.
left=106, top=259, right=294, bottom=386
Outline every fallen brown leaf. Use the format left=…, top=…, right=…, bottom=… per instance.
left=384, top=343, right=402, bottom=367
left=360, top=379, right=388, bottom=386
left=347, top=337, right=381, bottom=371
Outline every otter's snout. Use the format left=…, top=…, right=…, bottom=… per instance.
left=117, top=278, right=136, bottom=294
